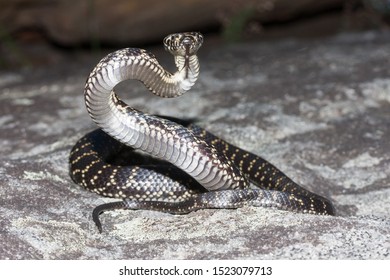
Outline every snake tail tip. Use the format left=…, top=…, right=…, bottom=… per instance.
left=93, top=216, right=103, bottom=233
left=92, top=207, right=104, bottom=233
left=97, top=225, right=103, bottom=234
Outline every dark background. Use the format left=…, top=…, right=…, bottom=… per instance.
left=1, top=0, right=390, bottom=70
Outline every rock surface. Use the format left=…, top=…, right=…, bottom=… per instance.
left=1, top=31, right=389, bottom=259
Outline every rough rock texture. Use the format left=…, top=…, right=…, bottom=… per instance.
left=1, top=31, right=389, bottom=259
left=0, top=0, right=343, bottom=45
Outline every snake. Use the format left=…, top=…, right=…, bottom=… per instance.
left=69, top=32, right=335, bottom=232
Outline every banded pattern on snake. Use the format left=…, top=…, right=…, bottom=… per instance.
left=69, top=32, right=335, bottom=232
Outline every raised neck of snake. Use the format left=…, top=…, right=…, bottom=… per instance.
left=83, top=32, right=248, bottom=191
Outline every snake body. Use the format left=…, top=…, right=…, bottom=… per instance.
left=69, top=32, right=335, bottom=232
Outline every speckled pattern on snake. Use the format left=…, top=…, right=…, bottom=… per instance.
left=69, top=32, right=335, bottom=232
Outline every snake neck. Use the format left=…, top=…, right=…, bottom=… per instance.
left=84, top=48, right=247, bottom=191
left=173, top=55, right=200, bottom=92
left=84, top=48, right=200, bottom=132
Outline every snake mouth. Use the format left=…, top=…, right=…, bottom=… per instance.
left=183, top=41, right=191, bottom=55
left=182, top=36, right=196, bottom=56
left=183, top=48, right=190, bottom=78
left=182, top=37, right=194, bottom=78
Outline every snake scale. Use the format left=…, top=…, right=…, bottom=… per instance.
left=69, top=32, right=335, bottom=232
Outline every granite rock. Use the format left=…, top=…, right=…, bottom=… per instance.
left=0, top=31, right=389, bottom=259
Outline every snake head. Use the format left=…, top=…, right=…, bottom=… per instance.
left=164, top=32, right=203, bottom=57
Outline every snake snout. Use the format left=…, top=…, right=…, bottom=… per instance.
left=181, top=36, right=193, bottom=48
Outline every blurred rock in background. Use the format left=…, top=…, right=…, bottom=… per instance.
left=0, top=0, right=389, bottom=68
left=0, top=0, right=342, bottom=44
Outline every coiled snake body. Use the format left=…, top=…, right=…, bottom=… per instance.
left=69, top=32, right=335, bottom=232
